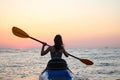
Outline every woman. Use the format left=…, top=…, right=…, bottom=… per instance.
left=41, top=34, right=69, bottom=69
left=40, top=35, right=72, bottom=80
left=41, top=34, right=69, bottom=59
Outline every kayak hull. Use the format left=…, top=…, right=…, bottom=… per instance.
left=40, top=69, right=73, bottom=80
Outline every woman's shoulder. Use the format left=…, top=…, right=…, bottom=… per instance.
left=48, top=46, right=55, bottom=51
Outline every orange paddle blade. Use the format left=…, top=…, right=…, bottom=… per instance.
left=68, top=53, right=94, bottom=65
left=80, top=59, right=94, bottom=65
left=12, top=26, right=30, bottom=38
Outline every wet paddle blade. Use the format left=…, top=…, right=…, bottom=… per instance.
left=12, top=26, right=30, bottom=38
left=80, top=59, right=94, bottom=65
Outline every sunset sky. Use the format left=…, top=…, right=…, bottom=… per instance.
left=0, top=0, right=120, bottom=48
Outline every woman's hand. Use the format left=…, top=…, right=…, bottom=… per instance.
left=43, top=42, right=47, bottom=46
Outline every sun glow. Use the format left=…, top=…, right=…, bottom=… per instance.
left=0, top=0, right=120, bottom=48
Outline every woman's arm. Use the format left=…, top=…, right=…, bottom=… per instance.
left=41, top=43, right=50, bottom=56
left=63, top=48, right=69, bottom=57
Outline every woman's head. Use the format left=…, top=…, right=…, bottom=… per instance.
left=54, top=34, right=63, bottom=50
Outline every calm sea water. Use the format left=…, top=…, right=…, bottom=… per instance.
left=0, top=48, right=120, bottom=80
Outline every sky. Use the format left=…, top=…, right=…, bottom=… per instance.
left=0, top=0, right=120, bottom=49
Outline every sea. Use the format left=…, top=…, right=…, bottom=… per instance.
left=0, top=47, right=120, bottom=80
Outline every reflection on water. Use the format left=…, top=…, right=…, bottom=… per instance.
left=0, top=48, right=120, bottom=80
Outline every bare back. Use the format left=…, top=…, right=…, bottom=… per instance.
left=49, top=46, right=63, bottom=59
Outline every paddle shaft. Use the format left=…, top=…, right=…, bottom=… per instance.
left=67, top=53, right=80, bottom=60
left=29, top=36, right=50, bottom=46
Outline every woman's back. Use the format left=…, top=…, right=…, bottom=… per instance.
left=50, top=46, right=62, bottom=59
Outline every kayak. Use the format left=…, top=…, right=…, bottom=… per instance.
left=39, top=59, right=73, bottom=80
left=40, top=69, right=73, bottom=80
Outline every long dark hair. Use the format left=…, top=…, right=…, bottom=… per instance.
left=54, top=34, right=64, bottom=51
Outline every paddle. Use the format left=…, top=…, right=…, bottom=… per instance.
left=12, top=26, right=94, bottom=65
